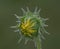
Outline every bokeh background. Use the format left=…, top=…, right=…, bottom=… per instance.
left=0, top=0, right=60, bottom=49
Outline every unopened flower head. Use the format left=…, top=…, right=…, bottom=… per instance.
left=11, top=7, right=49, bottom=49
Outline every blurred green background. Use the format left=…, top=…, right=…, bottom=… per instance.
left=0, top=0, right=60, bottom=49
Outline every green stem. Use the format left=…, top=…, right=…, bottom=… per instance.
left=35, top=37, right=41, bottom=49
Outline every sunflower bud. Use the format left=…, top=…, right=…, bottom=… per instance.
left=11, top=7, right=49, bottom=49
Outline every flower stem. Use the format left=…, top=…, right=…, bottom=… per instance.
left=35, top=37, right=41, bottom=49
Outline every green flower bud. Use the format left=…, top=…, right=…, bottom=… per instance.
left=11, top=7, right=49, bottom=49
